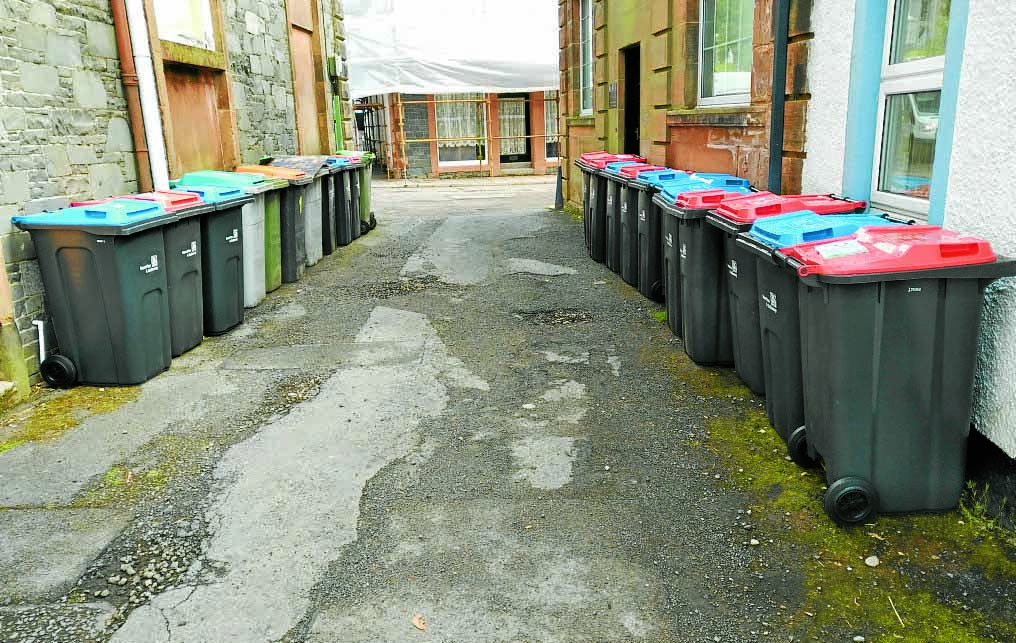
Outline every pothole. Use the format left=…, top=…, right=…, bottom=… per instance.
left=360, top=276, right=456, bottom=299
left=514, top=308, right=593, bottom=325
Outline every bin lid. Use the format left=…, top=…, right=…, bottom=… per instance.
left=173, top=170, right=289, bottom=193
left=747, top=211, right=907, bottom=249
left=619, top=164, right=666, bottom=178
left=661, top=176, right=752, bottom=202
left=11, top=199, right=174, bottom=235
left=690, top=173, right=753, bottom=189
left=236, top=165, right=312, bottom=185
left=126, top=190, right=215, bottom=217
left=636, top=169, right=688, bottom=187
left=171, top=185, right=254, bottom=210
left=674, top=189, right=754, bottom=209
left=334, top=149, right=374, bottom=162
left=582, top=153, right=646, bottom=169
left=263, top=155, right=337, bottom=177
left=783, top=225, right=999, bottom=277
left=604, top=161, right=641, bottom=174
left=713, top=192, right=867, bottom=224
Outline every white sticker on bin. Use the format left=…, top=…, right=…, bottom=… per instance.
left=226, top=229, right=239, bottom=243
left=140, top=254, right=159, bottom=274
left=814, top=239, right=868, bottom=260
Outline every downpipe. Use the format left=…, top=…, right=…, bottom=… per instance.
left=767, top=0, right=791, bottom=194
left=124, top=0, right=171, bottom=190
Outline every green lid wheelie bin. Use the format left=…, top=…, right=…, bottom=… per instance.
left=125, top=190, right=213, bottom=357
left=237, top=165, right=310, bottom=284
left=172, top=170, right=288, bottom=307
left=334, top=149, right=375, bottom=233
left=263, top=156, right=332, bottom=268
left=168, top=186, right=253, bottom=335
left=735, top=211, right=909, bottom=460
left=783, top=226, right=1016, bottom=525
left=706, top=193, right=866, bottom=395
left=12, top=200, right=175, bottom=387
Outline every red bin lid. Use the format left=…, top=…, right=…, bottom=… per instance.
left=580, top=153, right=647, bottom=169
left=619, top=164, right=666, bottom=178
left=126, top=190, right=206, bottom=213
left=713, top=192, right=867, bottom=224
left=783, top=225, right=998, bottom=277
left=674, top=189, right=750, bottom=209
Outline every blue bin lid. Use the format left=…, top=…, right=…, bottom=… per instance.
left=173, top=170, right=289, bottom=193
left=660, top=175, right=753, bottom=201
left=11, top=199, right=174, bottom=236
left=604, top=161, right=640, bottom=174
left=325, top=157, right=352, bottom=166
left=690, top=173, right=753, bottom=189
left=636, top=169, right=685, bottom=187
left=747, top=211, right=907, bottom=249
left=172, top=185, right=253, bottom=211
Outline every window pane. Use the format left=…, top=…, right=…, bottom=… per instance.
left=878, top=91, right=941, bottom=199
left=437, top=93, right=487, bottom=163
left=890, top=0, right=950, bottom=64
left=154, top=0, right=216, bottom=50
left=700, top=0, right=753, bottom=100
left=580, top=0, right=593, bottom=113
left=545, top=91, right=559, bottom=158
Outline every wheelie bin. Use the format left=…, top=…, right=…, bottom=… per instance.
left=237, top=165, right=310, bottom=284
left=347, top=164, right=363, bottom=241
left=578, top=153, right=644, bottom=263
left=263, top=156, right=333, bottom=268
left=12, top=200, right=175, bottom=387
left=172, top=170, right=289, bottom=307
left=603, top=161, right=642, bottom=273
left=325, top=157, right=355, bottom=246
left=651, top=179, right=753, bottom=354
left=735, top=211, right=909, bottom=456
left=334, top=149, right=376, bottom=233
left=632, top=169, right=686, bottom=301
left=163, top=186, right=252, bottom=335
left=781, top=226, right=1016, bottom=525
left=617, top=164, right=666, bottom=286
left=124, top=190, right=213, bottom=356
left=707, top=193, right=866, bottom=395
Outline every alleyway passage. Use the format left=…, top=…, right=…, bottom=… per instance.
left=2, top=176, right=1015, bottom=642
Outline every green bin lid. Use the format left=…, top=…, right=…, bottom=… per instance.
left=334, top=149, right=375, bottom=163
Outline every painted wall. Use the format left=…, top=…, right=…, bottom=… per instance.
left=799, top=0, right=854, bottom=195
left=941, top=2, right=1016, bottom=457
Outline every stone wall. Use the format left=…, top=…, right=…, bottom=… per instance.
left=0, top=0, right=136, bottom=385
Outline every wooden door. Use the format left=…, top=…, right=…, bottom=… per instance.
left=288, top=0, right=328, bottom=154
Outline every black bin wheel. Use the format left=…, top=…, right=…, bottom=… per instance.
left=788, top=426, right=819, bottom=468
left=368, top=213, right=377, bottom=230
left=650, top=280, right=665, bottom=303
left=824, top=477, right=878, bottom=526
left=40, top=354, right=77, bottom=389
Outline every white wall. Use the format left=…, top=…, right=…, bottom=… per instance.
left=799, top=0, right=856, bottom=195
left=942, top=2, right=1016, bottom=457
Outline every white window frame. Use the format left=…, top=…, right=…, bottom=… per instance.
left=698, top=0, right=753, bottom=107
left=545, top=90, right=561, bottom=161
left=869, top=0, right=947, bottom=219
left=579, top=0, right=594, bottom=116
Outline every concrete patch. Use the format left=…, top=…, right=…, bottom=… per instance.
left=0, top=509, right=128, bottom=601
left=511, top=436, right=579, bottom=489
left=540, top=380, right=586, bottom=402
left=505, top=258, right=578, bottom=277
left=607, top=355, right=622, bottom=377
left=542, top=350, right=590, bottom=364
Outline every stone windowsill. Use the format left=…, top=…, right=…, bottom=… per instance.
left=666, top=105, right=767, bottom=128
left=160, top=41, right=227, bottom=71
left=566, top=115, right=595, bottom=127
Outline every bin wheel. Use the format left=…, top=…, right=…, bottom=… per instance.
left=368, top=213, right=377, bottom=230
left=650, top=280, right=665, bottom=303
left=360, top=220, right=370, bottom=236
left=823, top=477, right=879, bottom=526
left=40, top=354, right=77, bottom=389
left=787, top=426, right=819, bottom=468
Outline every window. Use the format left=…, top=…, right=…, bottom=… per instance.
left=154, top=0, right=216, bottom=50
left=699, top=0, right=753, bottom=106
left=545, top=91, right=560, bottom=159
left=872, top=0, right=949, bottom=215
left=436, top=93, right=487, bottom=166
left=579, top=0, right=593, bottom=115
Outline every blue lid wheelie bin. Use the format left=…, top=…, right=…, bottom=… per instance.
left=617, top=164, right=666, bottom=287
left=705, top=193, right=867, bottom=394
left=651, top=179, right=753, bottom=351
left=603, top=161, right=643, bottom=273
left=12, top=201, right=176, bottom=387
left=163, top=186, right=253, bottom=336
left=783, top=226, right=1016, bottom=525
left=325, top=156, right=356, bottom=247
left=630, top=169, right=688, bottom=302
left=577, top=153, right=644, bottom=264
left=734, top=211, right=909, bottom=459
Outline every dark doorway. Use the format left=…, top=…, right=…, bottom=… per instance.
left=622, top=45, right=641, bottom=155
left=498, top=94, right=532, bottom=163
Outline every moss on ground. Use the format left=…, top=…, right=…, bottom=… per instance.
left=0, top=387, right=140, bottom=454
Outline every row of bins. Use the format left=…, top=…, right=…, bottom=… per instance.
left=574, top=151, right=1016, bottom=525
left=12, top=153, right=375, bottom=390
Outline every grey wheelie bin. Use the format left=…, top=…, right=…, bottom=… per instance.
left=617, top=164, right=665, bottom=286
left=264, top=156, right=334, bottom=267
left=238, top=165, right=311, bottom=284
left=12, top=200, right=175, bottom=387
left=348, top=165, right=363, bottom=242
left=326, top=156, right=355, bottom=246
left=706, top=193, right=866, bottom=395
left=735, top=211, right=909, bottom=457
left=334, top=149, right=376, bottom=233
left=783, top=226, right=1016, bottom=525
left=633, top=169, right=684, bottom=301
left=603, top=161, right=642, bottom=273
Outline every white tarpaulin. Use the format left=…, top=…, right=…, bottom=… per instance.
left=344, top=0, right=560, bottom=99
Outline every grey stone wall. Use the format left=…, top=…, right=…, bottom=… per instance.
left=0, top=0, right=137, bottom=382
left=403, top=94, right=431, bottom=178
left=223, top=0, right=298, bottom=163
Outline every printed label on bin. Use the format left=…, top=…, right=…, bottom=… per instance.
left=140, top=255, right=159, bottom=274
left=666, top=233, right=673, bottom=248
left=181, top=241, right=198, bottom=258
left=639, top=209, right=646, bottom=222
left=607, top=195, right=613, bottom=206
left=762, top=291, right=778, bottom=314
left=814, top=239, right=869, bottom=260
left=621, top=202, right=627, bottom=214
left=226, top=229, right=239, bottom=243
left=728, top=259, right=738, bottom=278
left=680, top=243, right=687, bottom=259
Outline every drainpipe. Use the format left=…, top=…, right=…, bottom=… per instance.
left=767, top=0, right=792, bottom=194
left=110, top=0, right=152, bottom=192
left=123, top=0, right=171, bottom=190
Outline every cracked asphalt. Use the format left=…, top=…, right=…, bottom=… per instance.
left=3, top=175, right=1013, bottom=642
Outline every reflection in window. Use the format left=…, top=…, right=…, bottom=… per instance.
left=154, top=0, right=216, bottom=50
left=700, top=0, right=753, bottom=102
left=879, top=91, right=941, bottom=199
left=579, top=0, right=593, bottom=114
left=436, top=93, right=487, bottom=164
left=890, top=0, right=950, bottom=64
left=544, top=91, right=559, bottom=159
